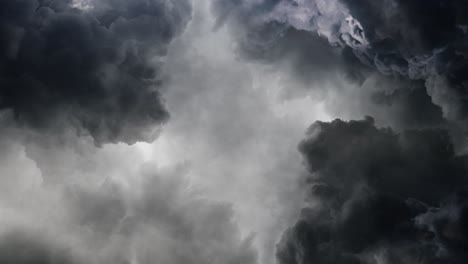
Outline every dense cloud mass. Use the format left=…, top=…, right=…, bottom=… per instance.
left=276, top=117, right=468, bottom=264
left=208, top=6, right=468, bottom=261
left=0, top=0, right=191, bottom=144
left=212, top=0, right=468, bottom=124
left=64, top=165, right=258, bottom=264
left=0, top=231, right=81, bottom=264
left=2, top=1, right=468, bottom=264
left=0, top=150, right=257, bottom=264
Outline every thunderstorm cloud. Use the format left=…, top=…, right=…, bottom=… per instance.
left=1, top=1, right=468, bottom=264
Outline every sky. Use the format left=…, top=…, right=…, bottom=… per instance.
left=0, top=0, right=468, bottom=264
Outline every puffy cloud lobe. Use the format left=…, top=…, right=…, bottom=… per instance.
left=66, top=165, right=258, bottom=264
left=0, top=0, right=191, bottom=144
left=276, top=117, right=468, bottom=264
left=0, top=164, right=257, bottom=264
left=212, top=0, right=468, bottom=123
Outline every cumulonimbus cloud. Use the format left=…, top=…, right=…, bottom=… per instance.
left=212, top=0, right=468, bottom=123
left=2, top=1, right=468, bottom=264
left=0, top=0, right=192, bottom=145
left=277, top=117, right=468, bottom=264
left=209, top=6, right=468, bottom=261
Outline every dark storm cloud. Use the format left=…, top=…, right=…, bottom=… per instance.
left=368, top=78, right=445, bottom=128
left=276, top=117, right=468, bottom=264
left=211, top=0, right=369, bottom=86
left=0, top=0, right=191, bottom=144
left=338, top=0, right=468, bottom=120
left=212, top=0, right=468, bottom=125
left=209, top=4, right=468, bottom=262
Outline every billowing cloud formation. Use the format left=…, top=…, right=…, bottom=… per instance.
left=3, top=1, right=468, bottom=264
left=0, top=0, right=191, bottom=144
left=212, top=0, right=468, bottom=122
left=0, top=156, right=257, bottom=264
left=212, top=0, right=365, bottom=87
left=65, top=165, right=258, bottom=264
left=276, top=117, right=468, bottom=264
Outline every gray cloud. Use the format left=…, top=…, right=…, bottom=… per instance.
left=276, top=117, right=468, bottom=264
left=208, top=9, right=468, bottom=263
left=0, top=231, right=82, bottom=264
left=3, top=1, right=468, bottom=264
left=155, top=3, right=321, bottom=262
left=212, top=0, right=468, bottom=127
left=0, top=131, right=258, bottom=264
left=63, top=164, right=258, bottom=264
left=0, top=0, right=191, bottom=145
left=0, top=3, right=319, bottom=263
